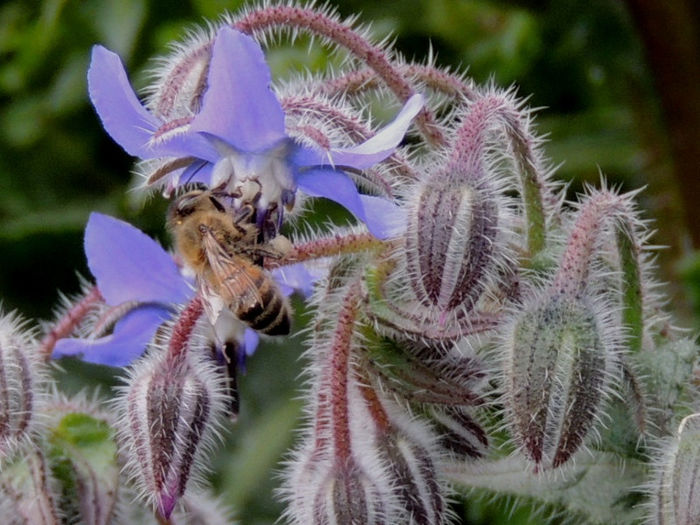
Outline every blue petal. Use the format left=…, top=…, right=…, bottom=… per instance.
left=243, top=329, right=259, bottom=357
left=272, top=263, right=318, bottom=298
left=52, top=305, right=167, bottom=366
left=359, top=195, right=408, bottom=239
left=88, top=46, right=220, bottom=162
left=293, top=94, right=424, bottom=170
left=190, top=27, right=286, bottom=152
left=296, top=168, right=398, bottom=239
left=88, top=46, right=160, bottom=157
left=85, top=213, right=192, bottom=306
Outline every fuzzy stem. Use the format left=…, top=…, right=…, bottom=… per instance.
left=39, top=286, right=103, bottom=361
left=265, top=232, right=385, bottom=270
left=318, top=63, right=477, bottom=100
left=328, top=280, right=362, bottom=464
left=167, top=296, right=204, bottom=363
left=357, top=379, right=391, bottom=434
left=551, top=191, right=643, bottom=312
left=447, top=93, right=548, bottom=259
left=233, top=5, right=445, bottom=146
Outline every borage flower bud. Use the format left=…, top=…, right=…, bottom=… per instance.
left=377, top=431, right=444, bottom=525
left=404, top=173, right=505, bottom=320
left=651, top=414, right=700, bottom=525
left=40, top=396, right=120, bottom=525
left=117, top=304, right=226, bottom=519
left=0, top=310, right=44, bottom=458
left=503, top=294, right=614, bottom=470
left=0, top=447, right=60, bottom=523
left=313, top=458, right=389, bottom=525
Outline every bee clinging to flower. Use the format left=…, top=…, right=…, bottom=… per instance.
left=168, top=188, right=292, bottom=336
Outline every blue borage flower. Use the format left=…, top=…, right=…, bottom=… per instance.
left=88, top=26, right=423, bottom=239
left=52, top=213, right=311, bottom=366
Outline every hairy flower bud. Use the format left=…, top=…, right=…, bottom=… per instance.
left=378, top=432, right=444, bottom=525
left=312, top=459, right=388, bottom=525
left=0, top=447, right=60, bottom=524
left=118, top=344, right=225, bottom=518
left=0, top=311, right=44, bottom=458
left=504, top=294, right=614, bottom=469
left=651, top=414, right=700, bottom=525
left=148, top=37, right=212, bottom=122
left=405, top=175, right=502, bottom=318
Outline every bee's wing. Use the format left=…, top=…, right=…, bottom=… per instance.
left=198, top=277, right=227, bottom=325
left=200, top=229, right=264, bottom=308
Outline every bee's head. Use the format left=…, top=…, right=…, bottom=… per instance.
left=167, top=189, right=228, bottom=228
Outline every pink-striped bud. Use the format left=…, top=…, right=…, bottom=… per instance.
left=429, top=406, right=489, bottom=460
left=0, top=447, right=60, bottom=523
left=0, top=311, right=43, bottom=458
left=405, top=176, right=501, bottom=317
left=378, top=432, right=444, bottom=525
left=148, top=38, right=212, bottom=122
left=651, top=414, right=700, bottom=525
left=312, top=459, right=388, bottom=525
left=504, top=295, right=613, bottom=469
left=118, top=347, right=225, bottom=518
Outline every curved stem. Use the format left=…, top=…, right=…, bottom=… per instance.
left=318, top=63, right=477, bottom=101
left=328, top=280, right=362, bottom=464
left=265, top=232, right=386, bottom=270
left=447, top=92, right=549, bottom=259
left=39, top=286, right=103, bottom=361
left=233, top=5, right=446, bottom=146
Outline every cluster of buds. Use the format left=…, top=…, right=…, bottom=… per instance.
left=3, top=2, right=700, bottom=524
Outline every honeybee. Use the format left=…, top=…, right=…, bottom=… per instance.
left=167, top=189, right=291, bottom=336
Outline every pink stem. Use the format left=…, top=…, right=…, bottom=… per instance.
left=265, top=232, right=385, bottom=270
left=328, top=280, right=362, bottom=463
left=166, top=296, right=204, bottom=363
left=39, top=286, right=103, bottom=361
left=233, top=5, right=445, bottom=146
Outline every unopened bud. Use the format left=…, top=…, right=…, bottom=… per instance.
left=652, top=414, right=700, bottom=525
left=149, top=37, right=212, bottom=121
left=404, top=176, right=502, bottom=317
left=313, top=459, right=388, bottom=525
left=378, top=432, right=444, bottom=525
left=0, top=311, right=44, bottom=458
left=504, top=295, right=612, bottom=469
left=40, top=400, right=120, bottom=525
left=0, top=447, right=60, bottom=523
left=118, top=347, right=225, bottom=518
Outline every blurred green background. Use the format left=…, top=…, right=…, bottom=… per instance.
left=1, top=0, right=698, bottom=523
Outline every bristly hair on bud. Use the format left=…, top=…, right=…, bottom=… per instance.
left=114, top=298, right=228, bottom=519
left=500, top=187, right=640, bottom=470
left=400, top=92, right=524, bottom=327
left=501, top=293, right=619, bottom=470
left=0, top=308, right=47, bottom=460
left=647, top=413, right=700, bottom=525
left=0, top=445, right=62, bottom=523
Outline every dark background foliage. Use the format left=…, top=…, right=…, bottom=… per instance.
left=1, top=1, right=698, bottom=523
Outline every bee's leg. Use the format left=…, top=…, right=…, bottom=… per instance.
left=234, top=203, right=256, bottom=225
left=243, top=235, right=292, bottom=260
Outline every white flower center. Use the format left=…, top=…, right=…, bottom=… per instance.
left=210, top=140, right=295, bottom=211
